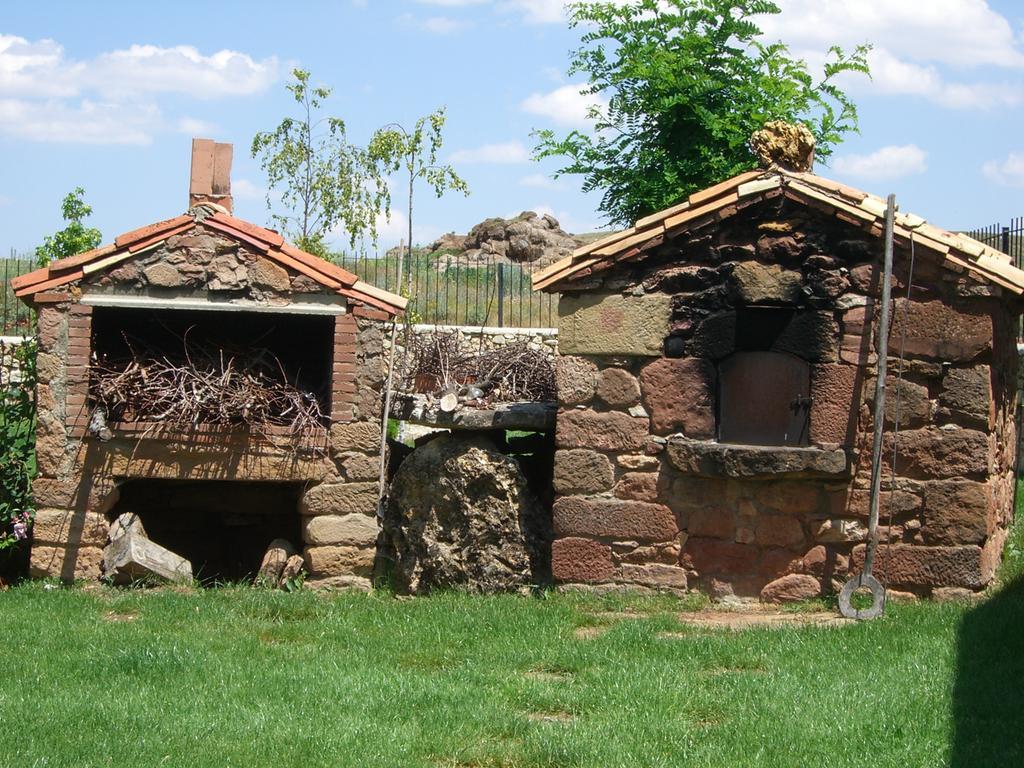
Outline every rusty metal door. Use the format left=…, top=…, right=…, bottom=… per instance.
left=717, top=351, right=810, bottom=446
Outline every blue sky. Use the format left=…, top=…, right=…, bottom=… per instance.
left=2, top=0, right=1023, bottom=255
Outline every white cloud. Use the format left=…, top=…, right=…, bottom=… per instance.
left=421, top=16, right=472, bottom=34
left=415, top=0, right=488, bottom=5
left=0, top=36, right=75, bottom=97
left=982, top=152, right=1024, bottom=188
left=765, top=0, right=1024, bottom=69
left=84, top=45, right=278, bottom=99
left=0, top=194, right=11, bottom=206
left=231, top=178, right=266, bottom=201
left=0, top=98, right=159, bottom=144
left=843, top=48, right=1020, bottom=109
left=450, top=140, right=531, bottom=164
left=521, top=84, right=605, bottom=128
left=498, top=0, right=568, bottom=24
left=176, top=116, right=218, bottom=135
left=519, top=173, right=562, bottom=189
left=832, top=144, right=928, bottom=180
left=0, top=34, right=278, bottom=143
left=397, top=12, right=472, bottom=34
left=758, top=1, right=1024, bottom=109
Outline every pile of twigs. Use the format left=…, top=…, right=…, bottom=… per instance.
left=405, top=330, right=555, bottom=403
left=90, top=340, right=327, bottom=434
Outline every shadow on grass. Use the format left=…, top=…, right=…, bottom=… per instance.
left=951, top=575, right=1024, bottom=767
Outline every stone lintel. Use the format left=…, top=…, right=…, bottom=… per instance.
left=665, top=436, right=850, bottom=479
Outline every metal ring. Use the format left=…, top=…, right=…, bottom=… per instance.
left=838, top=573, right=886, bottom=620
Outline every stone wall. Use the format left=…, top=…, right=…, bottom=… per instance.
left=0, top=336, right=30, bottom=387
left=388, top=323, right=558, bottom=360
left=550, top=200, right=1020, bottom=600
left=28, top=223, right=389, bottom=587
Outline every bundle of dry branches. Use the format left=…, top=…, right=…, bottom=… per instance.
left=405, top=330, right=555, bottom=404
left=89, top=339, right=327, bottom=435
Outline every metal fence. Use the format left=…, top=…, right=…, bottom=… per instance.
left=0, top=247, right=559, bottom=335
left=965, top=217, right=1024, bottom=270
left=1, top=251, right=35, bottom=336
left=337, top=251, right=557, bottom=328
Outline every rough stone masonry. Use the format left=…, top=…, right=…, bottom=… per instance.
left=27, top=221, right=393, bottom=587
left=543, top=189, right=1019, bottom=601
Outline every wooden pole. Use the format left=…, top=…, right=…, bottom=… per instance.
left=864, top=193, right=897, bottom=576
left=376, top=239, right=405, bottom=517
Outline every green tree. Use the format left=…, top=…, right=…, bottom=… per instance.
left=366, top=109, right=468, bottom=501
left=533, top=0, right=871, bottom=226
left=34, top=187, right=102, bottom=267
left=251, top=68, right=388, bottom=257
left=368, top=108, right=469, bottom=299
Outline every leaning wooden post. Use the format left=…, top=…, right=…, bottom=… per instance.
left=865, top=193, right=897, bottom=576
left=839, top=193, right=896, bottom=620
left=376, top=239, right=406, bottom=519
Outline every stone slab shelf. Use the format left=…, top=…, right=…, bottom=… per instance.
left=394, top=394, right=555, bottom=432
left=665, top=436, right=850, bottom=479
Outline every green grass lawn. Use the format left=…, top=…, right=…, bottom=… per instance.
left=1, top=578, right=1021, bottom=768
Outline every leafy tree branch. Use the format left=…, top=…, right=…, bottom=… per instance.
left=34, top=188, right=102, bottom=267
left=252, top=69, right=388, bottom=257
left=533, top=0, right=870, bottom=226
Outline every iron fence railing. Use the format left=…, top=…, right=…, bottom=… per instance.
left=0, top=247, right=559, bottom=334
left=1, top=251, right=35, bottom=336
left=965, top=217, right=1024, bottom=270
left=337, top=251, right=557, bottom=328
left=965, top=217, right=1024, bottom=340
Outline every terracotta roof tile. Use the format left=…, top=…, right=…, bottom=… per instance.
left=636, top=201, right=689, bottom=229
left=687, top=170, right=762, bottom=207
left=340, top=282, right=408, bottom=314
left=9, top=265, right=52, bottom=292
left=278, top=243, right=358, bottom=287
left=126, top=221, right=194, bottom=253
left=48, top=243, right=118, bottom=273
left=592, top=227, right=666, bottom=257
left=208, top=212, right=285, bottom=248
left=570, top=226, right=636, bottom=260
left=15, top=269, right=84, bottom=298
left=114, top=215, right=192, bottom=250
left=533, top=167, right=1024, bottom=295
left=203, top=217, right=271, bottom=253
left=14, top=208, right=406, bottom=313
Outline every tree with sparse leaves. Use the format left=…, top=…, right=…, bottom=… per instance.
left=34, top=188, right=102, bottom=267
left=251, top=69, right=388, bottom=257
left=533, top=0, right=871, bottom=226
left=368, top=108, right=468, bottom=297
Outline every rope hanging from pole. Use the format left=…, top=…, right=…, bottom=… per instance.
left=883, top=233, right=916, bottom=578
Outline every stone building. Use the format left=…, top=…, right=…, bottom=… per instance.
left=534, top=167, right=1023, bottom=600
left=12, top=139, right=405, bottom=586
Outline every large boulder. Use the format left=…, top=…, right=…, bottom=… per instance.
left=383, top=434, right=551, bottom=594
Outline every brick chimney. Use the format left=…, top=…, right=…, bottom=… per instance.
left=189, top=138, right=233, bottom=213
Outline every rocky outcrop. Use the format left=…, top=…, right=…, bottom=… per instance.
left=429, top=211, right=584, bottom=268
left=383, top=434, right=551, bottom=594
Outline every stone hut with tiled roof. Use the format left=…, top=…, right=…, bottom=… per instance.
left=14, top=139, right=406, bottom=586
left=534, top=144, right=1023, bottom=600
